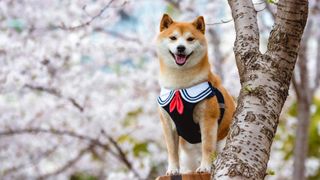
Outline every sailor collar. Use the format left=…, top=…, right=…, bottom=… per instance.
left=157, top=82, right=213, bottom=107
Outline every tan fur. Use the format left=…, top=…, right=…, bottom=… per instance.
left=157, top=14, right=236, bottom=175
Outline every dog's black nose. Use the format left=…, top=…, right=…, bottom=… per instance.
left=177, top=45, right=186, bottom=53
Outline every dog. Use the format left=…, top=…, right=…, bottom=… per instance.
left=156, top=14, right=236, bottom=175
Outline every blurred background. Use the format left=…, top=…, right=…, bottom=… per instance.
left=0, top=0, right=319, bottom=179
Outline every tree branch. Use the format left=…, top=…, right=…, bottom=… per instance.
left=312, top=35, right=320, bottom=94
left=228, top=0, right=260, bottom=77
left=0, top=128, right=116, bottom=157
left=267, top=0, right=308, bottom=69
left=0, top=128, right=141, bottom=178
left=297, top=20, right=312, bottom=103
left=58, top=0, right=115, bottom=31
left=206, top=19, right=233, bottom=26
left=101, top=130, right=141, bottom=179
left=38, top=145, right=90, bottom=179
left=292, top=72, right=301, bottom=100
left=292, top=27, right=312, bottom=180
left=24, top=84, right=84, bottom=112
left=100, top=29, right=142, bottom=44
left=3, top=145, right=59, bottom=176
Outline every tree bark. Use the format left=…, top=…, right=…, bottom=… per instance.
left=293, top=99, right=311, bottom=180
left=212, top=0, right=308, bottom=179
left=292, top=20, right=312, bottom=180
left=209, top=28, right=224, bottom=81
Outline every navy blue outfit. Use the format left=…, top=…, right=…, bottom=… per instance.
left=157, top=82, right=225, bottom=144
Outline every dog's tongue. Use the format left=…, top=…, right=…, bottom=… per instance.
left=175, top=54, right=187, bottom=65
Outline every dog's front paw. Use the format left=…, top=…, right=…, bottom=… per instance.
left=166, top=167, right=180, bottom=175
left=196, top=164, right=212, bottom=173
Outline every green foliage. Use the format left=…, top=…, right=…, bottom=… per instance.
left=243, top=85, right=260, bottom=95
left=308, top=99, right=320, bottom=157
left=122, top=108, right=143, bottom=127
left=243, top=85, right=254, bottom=93
left=118, top=107, right=150, bottom=157
left=117, top=135, right=150, bottom=157
left=309, top=170, right=320, bottom=180
left=133, top=142, right=149, bottom=157
left=117, top=132, right=150, bottom=158
left=267, top=0, right=276, bottom=4
left=165, top=4, right=175, bottom=15
left=281, top=134, right=295, bottom=160
left=210, top=151, right=218, bottom=162
left=80, top=55, right=93, bottom=64
left=7, top=19, right=25, bottom=32
left=266, top=169, right=275, bottom=176
left=284, top=98, right=320, bottom=178
left=70, top=172, right=98, bottom=180
left=126, top=108, right=143, bottom=117
left=117, top=134, right=135, bottom=144
left=286, top=98, right=320, bottom=158
left=287, top=101, right=297, bottom=116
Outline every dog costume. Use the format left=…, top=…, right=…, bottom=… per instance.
left=158, top=82, right=225, bottom=144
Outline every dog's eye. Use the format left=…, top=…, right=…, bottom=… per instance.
left=187, top=37, right=194, bottom=41
left=170, top=36, right=177, bottom=40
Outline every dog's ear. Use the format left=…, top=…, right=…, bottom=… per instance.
left=160, top=14, right=174, bottom=32
left=192, top=16, right=205, bottom=34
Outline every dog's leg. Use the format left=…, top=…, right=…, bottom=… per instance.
left=159, top=109, right=180, bottom=175
left=196, top=117, right=218, bottom=173
left=179, top=138, right=200, bottom=173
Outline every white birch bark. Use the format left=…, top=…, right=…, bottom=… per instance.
left=212, top=0, right=309, bottom=179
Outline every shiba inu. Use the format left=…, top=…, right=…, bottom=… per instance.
left=156, top=14, right=236, bottom=175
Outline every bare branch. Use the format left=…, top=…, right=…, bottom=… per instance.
left=99, top=29, right=142, bottom=43
left=0, top=128, right=114, bottom=155
left=24, top=84, right=59, bottom=95
left=165, top=0, right=232, bottom=27
left=312, top=35, right=320, bottom=93
left=289, top=12, right=313, bottom=102
left=206, top=19, right=233, bottom=26
left=101, top=130, right=141, bottom=179
left=292, top=72, right=301, bottom=100
left=3, top=145, right=59, bottom=176
left=58, top=0, right=115, bottom=31
left=298, top=20, right=312, bottom=103
left=38, top=146, right=90, bottom=179
left=68, top=97, right=85, bottom=112
left=0, top=128, right=141, bottom=178
left=24, top=84, right=84, bottom=112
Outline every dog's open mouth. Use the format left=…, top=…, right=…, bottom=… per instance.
left=169, top=51, right=193, bottom=66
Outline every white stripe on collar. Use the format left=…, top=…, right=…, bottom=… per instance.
left=157, top=82, right=213, bottom=106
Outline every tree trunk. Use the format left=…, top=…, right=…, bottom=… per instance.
left=293, top=100, right=311, bottom=180
left=212, top=0, right=308, bottom=179
left=292, top=20, right=312, bottom=180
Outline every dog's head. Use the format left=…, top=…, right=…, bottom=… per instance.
left=156, top=14, right=207, bottom=69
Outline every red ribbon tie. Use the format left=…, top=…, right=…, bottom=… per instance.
left=169, top=91, right=184, bottom=114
